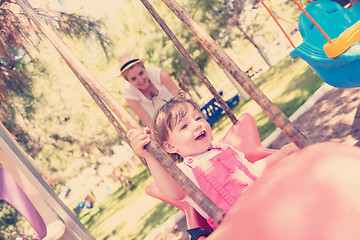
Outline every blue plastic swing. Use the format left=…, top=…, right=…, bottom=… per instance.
left=290, top=0, right=360, bottom=88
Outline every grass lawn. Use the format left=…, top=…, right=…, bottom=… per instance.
left=79, top=165, right=178, bottom=240
left=81, top=55, right=324, bottom=239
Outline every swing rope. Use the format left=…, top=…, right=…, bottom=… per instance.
left=258, top=0, right=296, bottom=49
left=16, top=0, right=226, bottom=225
left=160, top=0, right=312, bottom=149
left=291, top=0, right=332, bottom=43
left=72, top=77, right=150, bottom=170
left=140, top=0, right=238, bottom=125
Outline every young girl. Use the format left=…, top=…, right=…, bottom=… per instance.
left=127, top=93, right=299, bottom=236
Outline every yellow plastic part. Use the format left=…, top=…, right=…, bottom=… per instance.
left=323, top=20, right=360, bottom=58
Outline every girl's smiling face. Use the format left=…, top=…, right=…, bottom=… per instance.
left=163, top=102, right=212, bottom=158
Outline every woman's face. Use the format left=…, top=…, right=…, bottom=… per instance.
left=124, top=64, right=150, bottom=90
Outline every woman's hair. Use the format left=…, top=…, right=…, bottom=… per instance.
left=152, top=91, right=201, bottom=163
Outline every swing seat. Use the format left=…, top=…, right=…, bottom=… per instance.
left=290, top=0, right=360, bottom=88
left=145, top=113, right=278, bottom=235
left=323, top=20, right=360, bottom=58
left=0, top=166, right=65, bottom=240
left=219, top=113, right=277, bottom=163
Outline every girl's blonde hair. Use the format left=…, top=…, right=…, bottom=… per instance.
left=152, top=92, right=201, bottom=163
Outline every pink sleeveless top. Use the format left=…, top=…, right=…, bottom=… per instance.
left=183, top=145, right=257, bottom=229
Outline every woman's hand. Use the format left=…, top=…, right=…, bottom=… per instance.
left=127, top=128, right=152, bottom=159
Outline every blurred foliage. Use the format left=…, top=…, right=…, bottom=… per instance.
left=0, top=201, right=29, bottom=240
left=1, top=0, right=112, bottom=162
left=0, top=0, right=112, bottom=183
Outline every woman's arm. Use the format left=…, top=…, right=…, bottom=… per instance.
left=159, top=70, right=181, bottom=96
left=126, top=98, right=152, bottom=127
left=127, top=128, right=187, bottom=201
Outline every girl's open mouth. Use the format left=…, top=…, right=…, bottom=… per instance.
left=195, top=130, right=206, bottom=140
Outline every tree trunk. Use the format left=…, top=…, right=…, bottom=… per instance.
left=240, top=28, right=273, bottom=68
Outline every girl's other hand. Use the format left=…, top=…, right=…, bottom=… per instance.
left=280, top=143, right=300, bottom=156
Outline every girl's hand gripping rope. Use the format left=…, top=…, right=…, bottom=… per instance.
left=127, top=128, right=152, bottom=159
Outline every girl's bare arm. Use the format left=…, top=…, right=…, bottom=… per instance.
left=127, top=128, right=186, bottom=201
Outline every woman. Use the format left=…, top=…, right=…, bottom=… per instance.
left=119, top=51, right=181, bottom=127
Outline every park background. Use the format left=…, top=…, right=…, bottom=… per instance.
left=0, top=0, right=326, bottom=239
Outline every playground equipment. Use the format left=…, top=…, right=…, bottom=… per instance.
left=323, top=20, right=360, bottom=58
left=0, top=122, right=95, bottom=240
left=0, top=166, right=48, bottom=239
left=290, top=0, right=360, bottom=88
